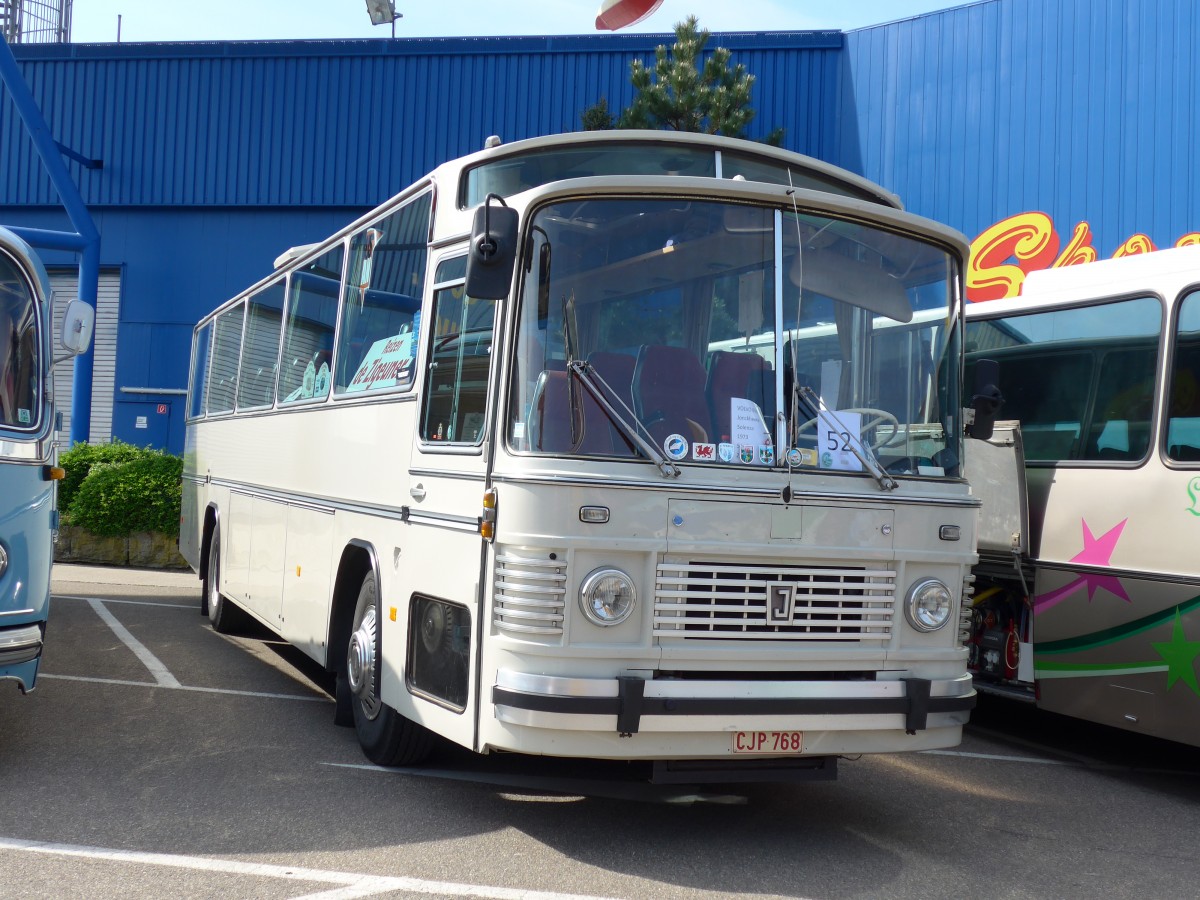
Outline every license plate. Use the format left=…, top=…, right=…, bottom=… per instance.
left=731, top=730, right=803, bottom=754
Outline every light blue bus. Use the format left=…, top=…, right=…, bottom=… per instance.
left=0, top=225, right=91, bottom=694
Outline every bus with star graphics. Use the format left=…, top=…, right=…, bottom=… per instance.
left=964, top=245, right=1200, bottom=745
left=181, top=130, right=994, bottom=782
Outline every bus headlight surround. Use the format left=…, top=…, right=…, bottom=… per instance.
left=579, top=567, right=636, bottom=627
left=905, top=578, right=953, bottom=632
left=0, top=542, right=7, bottom=577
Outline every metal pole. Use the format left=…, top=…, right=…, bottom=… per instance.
left=0, top=32, right=101, bottom=445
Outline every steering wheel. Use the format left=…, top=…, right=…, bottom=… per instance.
left=794, top=407, right=903, bottom=450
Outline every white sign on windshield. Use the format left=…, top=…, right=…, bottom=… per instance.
left=346, top=332, right=415, bottom=392
left=731, top=397, right=772, bottom=465
left=818, top=411, right=864, bottom=472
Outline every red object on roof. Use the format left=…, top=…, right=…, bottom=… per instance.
left=595, top=0, right=664, bottom=31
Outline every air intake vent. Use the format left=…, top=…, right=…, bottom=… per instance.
left=494, top=551, right=567, bottom=636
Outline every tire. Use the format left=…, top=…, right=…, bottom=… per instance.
left=205, top=525, right=249, bottom=634
left=347, top=572, right=433, bottom=766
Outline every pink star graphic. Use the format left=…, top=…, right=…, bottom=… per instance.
left=1033, top=518, right=1130, bottom=612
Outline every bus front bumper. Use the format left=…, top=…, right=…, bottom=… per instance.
left=0, top=623, right=44, bottom=693
left=493, top=669, right=975, bottom=736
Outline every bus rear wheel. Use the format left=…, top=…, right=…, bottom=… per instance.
left=347, top=572, right=432, bottom=767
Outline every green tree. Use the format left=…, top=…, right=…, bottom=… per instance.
left=614, top=16, right=783, bottom=144
left=580, top=96, right=614, bottom=131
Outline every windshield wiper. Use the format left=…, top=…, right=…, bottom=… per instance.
left=568, top=359, right=680, bottom=478
left=796, top=386, right=897, bottom=492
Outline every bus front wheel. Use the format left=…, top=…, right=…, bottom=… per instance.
left=347, top=572, right=432, bottom=767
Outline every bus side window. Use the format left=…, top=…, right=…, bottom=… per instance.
left=335, top=192, right=432, bottom=397
left=279, top=245, right=343, bottom=405
left=236, top=281, right=285, bottom=410
left=206, top=302, right=245, bottom=415
left=420, top=262, right=495, bottom=446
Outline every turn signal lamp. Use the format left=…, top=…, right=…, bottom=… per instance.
left=480, top=488, right=497, bottom=541
left=42, top=465, right=65, bottom=481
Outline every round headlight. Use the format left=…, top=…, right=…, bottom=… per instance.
left=905, top=578, right=953, bottom=632
left=579, top=567, right=636, bottom=627
left=0, top=543, right=7, bottom=578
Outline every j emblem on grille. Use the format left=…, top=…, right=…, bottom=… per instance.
left=767, top=584, right=795, bottom=625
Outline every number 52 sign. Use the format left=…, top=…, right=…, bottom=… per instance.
left=817, top=411, right=864, bottom=472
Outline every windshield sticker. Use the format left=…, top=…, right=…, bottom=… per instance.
left=792, top=447, right=818, bottom=467
left=739, top=444, right=756, bottom=464
left=759, top=443, right=774, bottom=466
left=818, top=411, right=865, bottom=472
left=718, top=442, right=735, bottom=463
left=18, top=408, right=30, bottom=424
left=315, top=362, right=331, bottom=397
left=664, top=434, right=689, bottom=460
left=692, top=442, right=715, bottom=461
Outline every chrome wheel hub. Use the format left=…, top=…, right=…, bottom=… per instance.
left=347, top=604, right=381, bottom=719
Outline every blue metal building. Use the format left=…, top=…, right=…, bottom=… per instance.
left=1, top=0, right=1196, bottom=452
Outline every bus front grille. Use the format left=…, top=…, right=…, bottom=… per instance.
left=653, top=561, right=894, bottom=642
left=493, top=552, right=567, bottom=636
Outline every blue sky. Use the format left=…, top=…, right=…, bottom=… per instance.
left=71, top=1, right=967, bottom=43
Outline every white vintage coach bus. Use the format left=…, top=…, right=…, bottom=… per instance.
left=182, top=131, right=986, bottom=782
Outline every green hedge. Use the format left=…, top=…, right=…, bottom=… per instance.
left=61, top=442, right=183, bottom=538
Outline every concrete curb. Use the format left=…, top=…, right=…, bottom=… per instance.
left=52, top=563, right=198, bottom=590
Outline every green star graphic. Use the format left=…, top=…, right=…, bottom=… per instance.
left=1152, top=610, right=1200, bottom=695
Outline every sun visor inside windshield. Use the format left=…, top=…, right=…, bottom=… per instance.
left=789, top=248, right=914, bottom=323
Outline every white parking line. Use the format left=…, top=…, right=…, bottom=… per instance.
left=38, top=673, right=329, bottom=703
left=922, top=749, right=1071, bottom=765
left=0, top=836, right=625, bottom=900
left=54, top=594, right=194, bottom=610
left=87, top=597, right=181, bottom=688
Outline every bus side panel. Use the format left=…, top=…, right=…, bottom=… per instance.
left=280, top=504, right=335, bottom=663
left=246, top=495, right=287, bottom=627
left=1033, top=570, right=1200, bottom=744
left=1029, top=465, right=1200, bottom=744
left=225, top=490, right=255, bottom=607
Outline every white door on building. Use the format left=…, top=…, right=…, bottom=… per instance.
left=49, top=268, right=121, bottom=448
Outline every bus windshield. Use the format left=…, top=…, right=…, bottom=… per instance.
left=508, top=197, right=962, bottom=478
left=0, top=251, right=41, bottom=431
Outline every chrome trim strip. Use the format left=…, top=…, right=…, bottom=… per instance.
left=0, top=609, right=36, bottom=618
left=495, top=668, right=972, bottom=701
left=408, top=467, right=488, bottom=482
left=491, top=472, right=980, bottom=508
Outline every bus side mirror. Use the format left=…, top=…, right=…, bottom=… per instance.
left=60, top=299, right=95, bottom=356
left=465, top=194, right=518, bottom=300
left=968, top=357, right=1003, bottom=441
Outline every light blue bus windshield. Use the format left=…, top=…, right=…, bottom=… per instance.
left=0, top=251, right=42, bottom=431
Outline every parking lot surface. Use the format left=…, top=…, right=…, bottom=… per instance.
left=2, top=565, right=1200, bottom=899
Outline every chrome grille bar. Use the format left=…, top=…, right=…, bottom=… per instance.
left=655, top=560, right=894, bottom=642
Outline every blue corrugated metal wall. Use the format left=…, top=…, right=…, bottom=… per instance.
left=2, top=32, right=844, bottom=209
left=846, top=0, right=1200, bottom=255
left=0, top=31, right=845, bottom=452
left=5, top=4, right=1200, bottom=451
